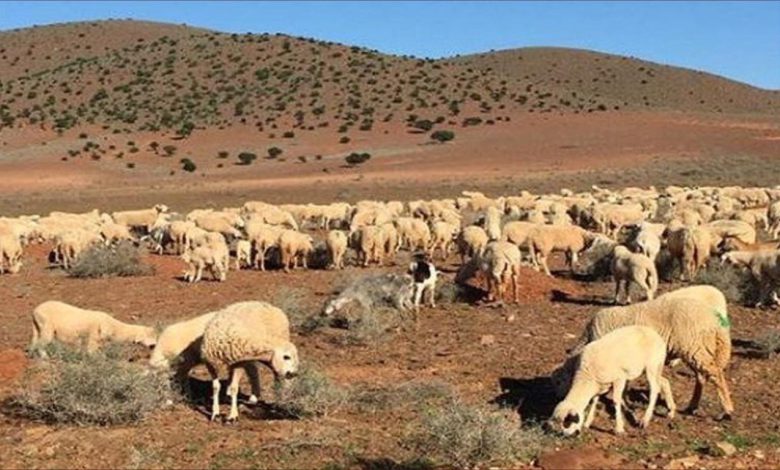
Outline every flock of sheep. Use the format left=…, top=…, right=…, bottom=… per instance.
left=3, top=182, right=780, bottom=432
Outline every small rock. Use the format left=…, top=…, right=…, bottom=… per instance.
left=506, top=314, right=516, bottom=323
left=753, top=450, right=765, bottom=460
left=480, top=335, right=495, bottom=346
left=564, top=333, right=576, bottom=339
left=665, top=455, right=699, bottom=470
left=715, top=441, right=737, bottom=456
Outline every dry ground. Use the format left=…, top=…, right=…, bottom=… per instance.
left=1, top=242, right=779, bottom=469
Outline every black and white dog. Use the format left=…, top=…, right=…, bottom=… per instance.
left=408, top=254, right=438, bottom=313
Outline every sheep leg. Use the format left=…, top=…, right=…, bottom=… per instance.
left=711, top=371, right=734, bottom=418
left=612, top=379, right=627, bottom=434
left=660, top=376, right=676, bottom=419
left=512, top=266, right=520, bottom=303
left=683, top=371, right=705, bottom=415
left=206, top=364, right=221, bottom=421
left=540, top=254, right=552, bottom=277
left=195, top=264, right=204, bottom=283
left=641, top=368, right=661, bottom=428
left=244, top=363, right=261, bottom=405
left=584, top=396, right=599, bottom=429
left=614, top=280, right=623, bottom=304
left=226, top=367, right=241, bottom=422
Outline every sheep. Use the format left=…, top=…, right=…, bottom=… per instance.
left=326, top=230, right=348, bottom=269
left=611, top=245, right=658, bottom=304
left=193, top=213, right=242, bottom=240
left=112, top=204, right=169, bottom=233
left=718, top=236, right=780, bottom=253
left=500, top=220, right=537, bottom=250
left=629, top=222, right=664, bottom=261
left=552, top=325, right=675, bottom=436
left=30, top=300, right=156, bottom=355
left=234, top=240, right=252, bottom=270
left=167, top=220, right=195, bottom=254
left=278, top=230, right=314, bottom=272
left=0, top=229, right=23, bottom=274
left=395, top=217, right=431, bottom=251
left=479, top=241, right=521, bottom=303
left=99, top=222, right=134, bottom=246
left=247, top=223, right=283, bottom=271
left=352, top=225, right=386, bottom=267
left=201, top=301, right=298, bottom=421
left=706, top=219, right=756, bottom=245
left=182, top=244, right=228, bottom=283
left=456, top=226, right=489, bottom=264
left=664, top=224, right=713, bottom=281
left=55, top=230, right=103, bottom=269
left=721, top=250, right=780, bottom=306
left=483, top=206, right=503, bottom=241
left=568, top=288, right=733, bottom=418
left=379, top=222, right=400, bottom=261
left=428, top=221, right=459, bottom=260
left=527, top=225, right=596, bottom=276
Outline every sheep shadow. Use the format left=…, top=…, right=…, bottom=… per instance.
left=492, top=376, right=558, bottom=425
left=731, top=338, right=774, bottom=359
left=550, top=289, right=614, bottom=307
left=183, top=376, right=279, bottom=420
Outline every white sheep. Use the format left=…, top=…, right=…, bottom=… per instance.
left=278, top=230, right=314, bottom=272
left=30, top=300, right=157, bottom=355
left=234, top=240, right=252, bottom=270
left=182, top=244, right=228, bottom=283
left=527, top=225, right=596, bottom=276
left=201, top=301, right=298, bottom=422
left=112, top=204, right=169, bottom=233
left=456, top=225, right=488, bottom=264
left=428, top=221, right=459, bottom=260
left=611, top=245, right=658, bottom=304
left=552, top=325, right=675, bottom=436
left=479, top=241, right=521, bottom=303
left=326, top=230, right=348, bottom=269
left=568, top=287, right=733, bottom=418
left=0, top=229, right=23, bottom=274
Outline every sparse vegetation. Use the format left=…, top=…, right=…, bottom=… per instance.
left=237, top=151, right=258, bottom=165
left=11, top=342, right=173, bottom=426
left=345, top=152, right=371, bottom=166
left=272, top=363, right=346, bottom=419
left=430, top=129, right=455, bottom=143
left=180, top=158, right=197, bottom=172
left=68, top=242, right=154, bottom=278
left=693, top=260, right=758, bottom=305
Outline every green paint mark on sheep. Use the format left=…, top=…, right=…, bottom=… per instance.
left=714, top=309, right=731, bottom=328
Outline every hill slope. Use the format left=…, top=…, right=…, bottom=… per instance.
left=0, top=20, right=778, bottom=138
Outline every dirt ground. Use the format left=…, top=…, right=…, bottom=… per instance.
left=1, top=241, right=780, bottom=470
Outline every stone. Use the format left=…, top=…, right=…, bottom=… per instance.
left=480, top=334, right=496, bottom=346
left=715, top=441, right=737, bottom=457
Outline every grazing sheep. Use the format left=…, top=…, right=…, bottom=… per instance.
left=483, top=206, right=503, bottom=241
left=552, top=325, right=675, bottom=436
left=182, top=245, right=228, bottom=283
left=278, top=230, right=314, bottom=272
left=0, top=229, right=23, bottom=274
left=718, top=236, right=780, bottom=253
left=630, top=222, right=664, bottom=261
left=234, top=240, right=252, bottom=270
left=721, top=249, right=780, bottom=306
left=611, top=245, right=658, bottom=304
left=706, top=219, right=756, bottom=245
left=527, top=225, right=596, bottom=276
left=479, top=241, right=521, bottom=303
left=352, top=225, right=386, bottom=267
left=99, top=222, right=134, bottom=246
left=456, top=226, right=489, bottom=264
left=201, top=302, right=298, bottom=421
left=326, top=230, right=348, bottom=269
left=569, top=289, right=733, bottom=418
left=246, top=223, right=283, bottom=271
left=664, top=224, right=713, bottom=281
left=30, top=300, right=156, bottom=355
left=428, top=221, right=459, bottom=260
left=395, top=217, right=431, bottom=251
left=55, top=230, right=103, bottom=269
left=112, top=204, right=169, bottom=233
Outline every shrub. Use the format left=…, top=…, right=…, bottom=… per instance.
left=162, top=145, right=177, bottom=157
left=430, top=130, right=455, bottom=143
left=462, top=117, right=482, bottom=127
left=272, top=363, right=346, bottom=419
left=217, top=151, right=229, bottom=159
left=345, top=152, right=371, bottom=166
left=180, top=158, right=197, bottom=172
left=282, top=131, right=295, bottom=138
left=351, top=380, right=453, bottom=413
left=267, top=146, right=283, bottom=159
left=339, top=136, right=350, bottom=144
left=693, top=260, right=759, bottom=305
left=238, top=152, right=258, bottom=165
left=413, top=119, right=434, bottom=131
left=754, top=330, right=780, bottom=358
left=407, top=401, right=544, bottom=468
left=11, top=343, right=173, bottom=426
left=272, top=287, right=326, bottom=333
left=68, top=242, right=154, bottom=278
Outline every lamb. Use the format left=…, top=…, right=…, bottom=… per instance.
left=568, top=288, right=733, bottom=418
left=552, top=325, right=675, bottom=436
left=182, top=244, right=228, bottom=283
left=30, top=300, right=157, bottom=355
left=456, top=226, right=489, bottom=264
left=234, top=240, right=252, bottom=270
left=278, top=230, right=314, bottom=272
left=527, top=225, right=596, bottom=276
left=611, top=245, right=658, bottom=304
left=112, top=204, right=169, bottom=233
left=479, top=241, right=521, bottom=303
left=326, top=230, right=348, bottom=269
left=201, top=301, right=298, bottom=421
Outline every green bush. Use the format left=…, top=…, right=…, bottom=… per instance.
left=345, top=152, right=371, bottom=166
left=68, top=242, right=154, bottom=278
left=430, top=130, right=455, bottom=143
left=413, top=119, right=434, bottom=131
left=238, top=152, right=258, bottom=165
left=180, top=158, right=197, bottom=172
left=12, top=343, right=173, bottom=426
left=267, top=146, right=283, bottom=159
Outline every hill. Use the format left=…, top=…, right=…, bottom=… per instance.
left=1, top=20, right=778, bottom=138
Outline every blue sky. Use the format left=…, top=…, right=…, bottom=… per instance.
left=1, top=1, right=779, bottom=89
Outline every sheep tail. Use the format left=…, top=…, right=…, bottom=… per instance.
left=713, top=327, right=732, bottom=371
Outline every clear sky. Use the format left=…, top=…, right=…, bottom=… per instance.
left=1, top=1, right=778, bottom=90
